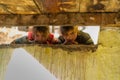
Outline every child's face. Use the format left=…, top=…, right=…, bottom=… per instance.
left=34, top=32, right=48, bottom=43
left=62, top=30, right=77, bottom=43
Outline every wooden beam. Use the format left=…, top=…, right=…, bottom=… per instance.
left=34, top=0, right=120, bottom=13
left=0, top=12, right=117, bottom=26
left=0, top=0, right=119, bottom=26
left=0, top=0, right=40, bottom=14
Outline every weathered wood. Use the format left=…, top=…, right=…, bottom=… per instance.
left=43, top=0, right=61, bottom=13
left=60, top=0, right=80, bottom=12
left=0, top=0, right=40, bottom=14
left=1, top=0, right=119, bottom=14
left=0, top=44, right=98, bottom=52
left=0, top=0, right=120, bottom=26
left=34, top=0, right=80, bottom=13
left=0, top=12, right=118, bottom=26
left=0, top=14, right=50, bottom=26
left=0, top=0, right=120, bottom=14
left=35, top=0, right=120, bottom=13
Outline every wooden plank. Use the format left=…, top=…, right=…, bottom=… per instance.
left=37, top=0, right=61, bottom=13
left=48, top=12, right=117, bottom=25
left=34, top=0, right=120, bottom=13
left=101, top=12, right=117, bottom=25
left=0, top=14, right=50, bottom=26
left=0, top=0, right=40, bottom=14
left=79, top=0, right=120, bottom=12
left=79, top=0, right=91, bottom=12
left=0, top=12, right=117, bottom=26
left=0, top=0, right=120, bottom=14
left=59, top=0, right=80, bottom=12
left=80, top=12, right=102, bottom=25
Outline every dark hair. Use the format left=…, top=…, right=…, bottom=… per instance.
left=33, top=26, right=49, bottom=34
left=60, top=26, right=77, bottom=34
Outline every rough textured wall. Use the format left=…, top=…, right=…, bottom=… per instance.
left=0, top=28, right=120, bottom=80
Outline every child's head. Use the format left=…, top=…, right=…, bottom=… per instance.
left=60, top=26, right=78, bottom=43
left=33, top=26, right=50, bottom=43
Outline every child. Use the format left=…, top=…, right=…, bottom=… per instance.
left=58, top=26, right=94, bottom=45
left=10, top=26, right=34, bottom=44
left=11, top=26, right=57, bottom=44
left=33, top=26, right=57, bottom=44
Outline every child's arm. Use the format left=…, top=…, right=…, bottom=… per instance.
left=77, top=31, right=94, bottom=45
left=10, top=36, right=30, bottom=44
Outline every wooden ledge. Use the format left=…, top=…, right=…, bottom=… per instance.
left=0, top=44, right=98, bottom=52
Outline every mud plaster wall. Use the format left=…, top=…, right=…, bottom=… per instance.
left=0, top=28, right=120, bottom=80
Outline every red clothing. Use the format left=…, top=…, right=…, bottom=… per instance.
left=47, top=34, right=54, bottom=44
left=28, top=32, right=34, bottom=41
left=28, top=32, right=57, bottom=44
